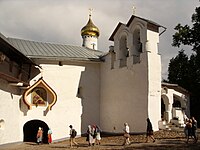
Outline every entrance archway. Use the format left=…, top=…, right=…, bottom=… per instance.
left=23, top=120, right=49, bottom=143
left=161, top=94, right=170, bottom=122
left=161, top=98, right=165, bottom=119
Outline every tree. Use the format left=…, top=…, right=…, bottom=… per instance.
left=170, top=5, right=200, bottom=121
left=168, top=50, right=189, bottom=89
left=172, top=7, right=200, bottom=52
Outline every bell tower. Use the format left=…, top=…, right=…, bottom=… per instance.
left=81, top=9, right=100, bottom=50
left=100, top=14, right=164, bottom=132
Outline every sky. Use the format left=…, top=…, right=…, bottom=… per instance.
left=0, top=0, right=199, bottom=80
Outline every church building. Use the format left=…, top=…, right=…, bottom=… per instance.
left=0, top=12, right=190, bottom=145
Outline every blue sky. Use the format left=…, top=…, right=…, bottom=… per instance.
left=0, top=0, right=199, bottom=79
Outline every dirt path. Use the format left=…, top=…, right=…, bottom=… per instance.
left=0, top=130, right=199, bottom=150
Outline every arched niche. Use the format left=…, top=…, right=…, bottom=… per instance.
left=129, top=23, right=144, bottom=64
left=23, top=77, right=57, bottom=110
left=173, top=94, right=185, bottom=109
left=161, top=94, right=170, bottom=122
left=118, top=32, right=128, bottom=67
left=133, top=28, right=142, bottom=53
left=129, top=21, right=144, bottom=46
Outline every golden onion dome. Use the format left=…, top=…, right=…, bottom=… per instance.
left=81, top=15, right=100, bottom=37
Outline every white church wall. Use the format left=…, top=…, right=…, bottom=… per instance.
left=146, top=29, right=161, bottom=131
left=19, top=62, right=100, bottom=141
left=101, top=17, right=162, bottom=133
left=77, top=63, right=101, bottom=130
left=0, top=79, right=21, bottom=145
left=100, top=53, right=148, bottom=133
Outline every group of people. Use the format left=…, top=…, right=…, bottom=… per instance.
left=37, top=116, right=197, bottom=147
left=123, top=117, right=198, bottom=145
left=70, top=118, right=156, bottom=147
left=184, top=116, right=198, bottom=143
left=69, top=124, right=101, bottom=148
left=86, top=124, right=101, bottom=146
left=36, top=127, right=52, bottom=145
left=122, top=118, right=156, bottom=145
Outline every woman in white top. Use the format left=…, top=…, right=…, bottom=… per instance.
left=95, top=125, right=101, bottom=145
left=123, top=123, right=130, bottom=145
left=86, top=125, right=95, bottom=146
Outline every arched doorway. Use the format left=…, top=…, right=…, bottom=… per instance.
left=23, top=120, right=49, bottom=143
left=161, top=98, right=165, bottom=119
left=161, top=94, right=170, bottom=122
left=119, top=34, right=128, bottom=67
left=172, top=95, right=185, bottom=123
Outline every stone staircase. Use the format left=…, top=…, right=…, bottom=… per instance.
left=165, top=122, right=182, bottom=130
left=159, top=120, right=184, bottom=131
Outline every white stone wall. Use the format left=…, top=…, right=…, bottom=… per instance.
left=0, top=62, right=101, bottom=145
left=100, top=52, right=148, bottom=133
left=19, top=63, right=101, bottom=140
left=0, top=79, right=21, bottom=145
left=146, top=30, right=161, bottom=131
left=99, top=17, right=162, bottom=133
left=19, top=64, right=84, bottom=141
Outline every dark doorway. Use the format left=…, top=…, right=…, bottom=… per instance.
left=161, top=98, right=165, bottom=119
left=172, top=99, right=181, bottom=108
left=23, top=120, right=49, bottom=143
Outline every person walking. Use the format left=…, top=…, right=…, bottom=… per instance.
left=47, top=128, right=52, bottom=144
left=86, top=125, right=95, bottom=146
left=69, top=125, right=78, bottom=148
left=95, top=125, right=101, bottom=145
left=191, top=117, right=198, bottom=143
left=145, top=118, right=155, bottom=143
left=186, top=119, right=193, bottom=143
left=123, top=123, right=130, bottom=145
left=36, top=127, right=43, bottom=144
left=184, top=118, right=189, bottom=138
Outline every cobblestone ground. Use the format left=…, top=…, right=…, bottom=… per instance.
left=0, top=129, right=200, bottom=150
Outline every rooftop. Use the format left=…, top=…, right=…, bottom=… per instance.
left=8, top=38, right=106, bottom=62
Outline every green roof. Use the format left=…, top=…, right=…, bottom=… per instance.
left=8, top=38, right=106, bottom=61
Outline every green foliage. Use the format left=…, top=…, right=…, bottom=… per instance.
left=168, top=50, right=189, bottom=89
left=172, top=24, right=192, bottom=48
left=172, top=7, right=200, bottom=52
left=170, top=5, right=200, bottom=121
